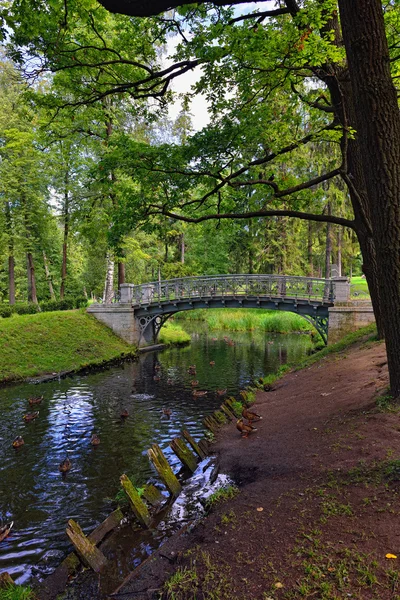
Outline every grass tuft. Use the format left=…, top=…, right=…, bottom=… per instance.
left=0, top=584, right=37, bottom=600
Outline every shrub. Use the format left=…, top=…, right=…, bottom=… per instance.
left=13, top=303, right=40, bottom=315
left=0, top=305, right=13, bottom=318
left=74, top=296, right=89, bottom=308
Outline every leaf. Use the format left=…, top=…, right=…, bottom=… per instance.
left=274, top=582, right=284, bottom=588
left=386, top=553, right=397, bottom=559
left=256, top=507, right=264, bottom=512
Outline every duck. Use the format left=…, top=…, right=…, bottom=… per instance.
left=209, top=361, right=215, bottom=366
left=154, top=364, right=161, bottom=371
left=0, top=521, right=13, bottom=543
left=217, top=389, right=227, bottom=396
left=236, top=419, right=257, bottom=438
left=191, top=380, right=199, bottom=387
left=188, top=368, right=197, bottom=376
left=242, top=406, right=262, bottom=423
left=28, top=395, right=43, bottom=406
left=90, top=434, right=100, bottom=446
left=12, top=436, right=24, bottom=449
left=153, top=375, right=161, bottom=382
left=59, top=457, right=71, bottom=473
left=193, top=390, right=208, bottom=397
left=120, top=409, right=129, bottom=419
left=23, top=411, right=39, bottom=422
left=162, top=408, right=172, bottom=417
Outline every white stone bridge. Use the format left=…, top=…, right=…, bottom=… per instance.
left=88, top=274, right=357, bottom=347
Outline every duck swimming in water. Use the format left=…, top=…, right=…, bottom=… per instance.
left=28, top=395, right=43, bottom=406
left=23, top=411, right=39, bottom=422
left=12, top=436, right=24, bottom=449
left=0, top=522, right=13, bottom=543
left=193, top=390, right=208, bottom=397
left=90, top=434, right=100, bottom=446
left=59, top=457, right=72, bottom=473
left=120, top=409, right=129, bottom=419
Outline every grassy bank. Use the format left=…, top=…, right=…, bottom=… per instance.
left=259, top=322, right=377, bottom=388
left=0, top=310, right=137, bottom=383
left=159, top=321, right=191, bottom=346
left=174, top=308, right=312, bottom=333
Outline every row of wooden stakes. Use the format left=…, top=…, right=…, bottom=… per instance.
left=47, top=395, right=244, bottom=585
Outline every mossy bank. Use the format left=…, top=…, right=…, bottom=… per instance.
left=0, top=310, right=138, bottom=384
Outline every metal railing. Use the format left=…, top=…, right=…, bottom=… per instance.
left=130, top=275, right=335, bottom=307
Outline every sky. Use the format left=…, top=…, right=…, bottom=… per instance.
left=166, top=1, right=275, bottom=131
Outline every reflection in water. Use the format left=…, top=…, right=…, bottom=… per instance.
left=0, top=325, right=312, bottom=583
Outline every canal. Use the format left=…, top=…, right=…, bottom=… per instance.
left=0, top=324, right=313, bottom=583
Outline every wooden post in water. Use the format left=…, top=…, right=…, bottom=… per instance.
left=148, top=443, right=181, bottom=498
left=142, top=484, right=163, bottom=507
left=120, top=474, right=151, bottom=528
left=182, top=429, right=207, bottom=459
left=170, top=438, right=198, bottom=472
left=66, top=520, right=108, bottom=572
left=213, top=410, right=227, bottom=424
left=220, top=403, right=235, bottom=421
left=203, top=415, right=220, bottom=434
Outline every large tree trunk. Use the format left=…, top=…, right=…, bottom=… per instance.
left=43, top=251, right=56, bottom=300
left=60, top=179, right=70, bottom=300
left=27, top=252, right=38, bottom=304
left=5, top=202, right=15, bottom=305
left=118, top=260, right=125, bottom=289
left=324, top=202, right=332, bottom=278
left=103, top=253, right=115, bottom=304
left=307, top=221, right=313, bottom=277
left=338, top=0, right=400, bottom=396
left=337, top=227, right=342, bottom=277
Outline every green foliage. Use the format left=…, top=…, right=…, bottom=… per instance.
left=115, top=476, right=145, bottom=506
left=159, top=321, right=191, bottom=346
left=205, top=485, right=239, bottom=509
left=175, top=309, right=313, bottom=333
left=0, top=584, right=36, bottom=600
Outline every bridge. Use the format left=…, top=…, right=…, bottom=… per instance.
left=88, top=274, right=353, bottom=347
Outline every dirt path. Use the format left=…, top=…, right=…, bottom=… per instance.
left=113, top=337, right=400, bottom=599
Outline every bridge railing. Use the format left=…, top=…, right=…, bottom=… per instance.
left=130, top=275, right=335, bottom=306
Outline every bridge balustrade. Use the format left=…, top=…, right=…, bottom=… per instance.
left=130, top=275, right=335, bottom=307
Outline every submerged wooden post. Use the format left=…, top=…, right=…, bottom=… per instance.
left=213, top=409, right=227, bottom=424
left=148, top=443, right=182, bottom=498
left=203, top=415, right=220, bottom=433
left=66, top=520, right=108, bottom=572
left=182, top=429, right=207, bottom=459
left=120, top=474, right=151, bottom=528
left=142, top=484, right=163, bottom=507
left=170, top=438, right=198, bottom=472
left=198, top=439, right=209, bottom=456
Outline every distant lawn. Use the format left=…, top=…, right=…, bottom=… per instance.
left=0, top=310, right=136, bottom=383
left=350, top=276, right=370, bottom=298
left=159, top=321, right=191, bottom=345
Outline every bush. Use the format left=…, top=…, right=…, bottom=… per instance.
left=74, top=296, right=89, bottom=308
left=13, top=303, right=41, bottom=315
left=0, top=305, right=13, bottom=318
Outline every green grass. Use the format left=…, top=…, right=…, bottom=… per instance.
left=175, top=308, right=312, bottom=333
left=0, top=309, right=137, bottom=383
left=350, top=276, right=370, bottom=298
left=205, top=485, right=239, bottom=508
left=159, top=321, right=191, bottom=346
left=257, top=323, right=377, bottom=390
left=0, top=584, right=36, bottom=600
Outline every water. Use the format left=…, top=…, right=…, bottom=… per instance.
left=0, top=325, right=312, bottom=583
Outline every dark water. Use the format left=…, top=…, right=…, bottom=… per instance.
left=0, top=326, right=312, bottom=584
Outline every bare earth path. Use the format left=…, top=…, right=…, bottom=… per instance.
left=113, top=337, right=400, bottom=599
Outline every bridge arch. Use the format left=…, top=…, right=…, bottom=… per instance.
left=128, top=274, right=340, bottom=345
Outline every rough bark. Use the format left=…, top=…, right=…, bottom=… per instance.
left=307, top=221, right=313, bottom=277
left=27, top=252, right=38, bottom=304
left=118, top=260, right=125, bottom=289
left=98, top=0, right=256, bottom=17
left=5, top=202, right=15, bottom=305
left=337, top=227, right=342, bottom=277
left=325, top=202, right=332, bottom=278
left=103, top=252, right=115, bottom=304
left=338, top=0, right=400, bottom=395
left=60, top=178, right=70, bottom=300
left=43, top=251, right=56, bottom=300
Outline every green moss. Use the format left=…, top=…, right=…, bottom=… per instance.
left=0, top=309, right=137, bottom=383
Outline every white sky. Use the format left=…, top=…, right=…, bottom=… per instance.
left=167, top=1, right=275, bottom=131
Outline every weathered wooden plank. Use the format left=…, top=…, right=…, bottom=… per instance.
left=182, top=429, right=207, bottom=459
left=147, top=443, right=181, bottom=498
left=198, top=439, right=209, bottom=456
left=88, top=507, right=124, bottom=545
left=142, top=484, right=163, bottom=507
left=170, top=438, right=198, bottom=472
left=220, top=403, right=235, bottom=421
left=120, top=474, right=151, bottom=528
left=203, top=416, right=219, bottom=433
left=66, top=520, right=108, bottom=572
left=0, top=572, right=15, bottom=588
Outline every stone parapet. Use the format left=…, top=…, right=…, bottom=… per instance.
left=328, top=301, right=375, bottom=343
left=87, top=303, right=140, bottom=345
